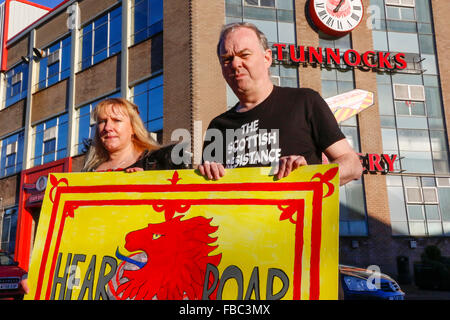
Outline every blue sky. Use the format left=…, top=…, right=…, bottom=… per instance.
left=28, top=0, right=64, bottom=8
left=0, top=0, right=64, bottom=9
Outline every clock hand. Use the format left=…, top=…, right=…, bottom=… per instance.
left=333, top=0, right=345, bottom=13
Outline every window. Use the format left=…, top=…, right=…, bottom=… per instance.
left=32, top=114, right=68, bottom=166
left=385, top=4, right=415, bottom=21
left=395, top=101, right=425, bottom=116
left=385, top=0, right=415, bottom=7
left=370, top=0, right=431, bottom=34
left=393, top=83, right=425, bottom=101
left=4, top=62, right=28, bottom=108
left=380, top=77, right=448, bottom=175
left=80, top=6, right=122, bottom=70
left=339, top=178, right=369, bottom=236
left=244, top=0, right=275, bottom=8
left=0, top=207, right=18, bottom=253
left=336, top=106, right=368, bottom=237
left=131, top=75, right=163, bottom=132
left=131, top=0, right=163, bottom=45
left=37, top=36, right=71, bottom=90
left=387, top=32, right=419, bottom=53
left=75, top=92, right=120, bottom=155
left=373, top=0, right=448, bottom=176
left=0, top=132, right=24, bottom=177
left=399, top=53, right=424, bottom=74
left=320, top=35, right=355, bottom=99
left=43, top=137, right=56, bottom=155
left=321, top=67, right=355, bottom=99
left=6, top=154, right=16, bottom=169
left=395, top=127, right=445, bottom=176
left=387, top=176, right=450, bottom=236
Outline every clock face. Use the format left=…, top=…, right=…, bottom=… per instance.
left=309, top=0, right=364, bottom=36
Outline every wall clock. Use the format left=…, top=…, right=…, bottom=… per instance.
left=309, top=0, right=364, bottom=37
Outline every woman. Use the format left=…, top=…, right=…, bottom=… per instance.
left=82, top=97, right=188, bottom=172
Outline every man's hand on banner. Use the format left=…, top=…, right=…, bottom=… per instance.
left=198, top=155, right=308, bottom=181
left=274, top=155, right=308, bottom=180
left=198, top=161, right=226, bottom=180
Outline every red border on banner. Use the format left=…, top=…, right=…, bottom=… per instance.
left=34, top=171, right=337, bottom=300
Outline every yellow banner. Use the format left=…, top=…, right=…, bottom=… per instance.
left=25, top=165, right=339, bottom=300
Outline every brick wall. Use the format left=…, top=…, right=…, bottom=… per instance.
left=35, top=10, right=69, bottom=49
left=6, top=36, right=29, bottom=70
left=295, top=0, right=322, bottom=91
left=0, top=100, right=25, bottom=137
left=31, top=79, right=68, bottom=123
left=71, top=154, right=86, bottom=172
left=0, top=175, right=20, bottom=207
left=75, top=54, right=120, bottom=106
left=128, top=34, right=163, bottom=84
left=433, top=0, right=450, bottom=157
left=78, top=0, right=119, bottom=26
left=163, top=0, right=192, bottom=146
left=190, top=0, right=227, bottom=164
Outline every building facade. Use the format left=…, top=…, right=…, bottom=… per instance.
left=0, top=0, right=449, bottom=282
left=0, top=0, right=52, bottom=256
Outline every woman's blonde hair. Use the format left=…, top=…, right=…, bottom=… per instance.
left=82, top=97, right=160, bottom=171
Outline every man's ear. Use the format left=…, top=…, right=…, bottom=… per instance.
left=264, top=48, right=273, bottom=67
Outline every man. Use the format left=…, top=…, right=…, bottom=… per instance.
left=199, top=22, right=362, bottom=185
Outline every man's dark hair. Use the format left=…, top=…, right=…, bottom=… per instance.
left=216, top=22, right=269, bottom=58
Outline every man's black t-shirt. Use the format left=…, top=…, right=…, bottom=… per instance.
left=202, top=86, right=345, bottom=168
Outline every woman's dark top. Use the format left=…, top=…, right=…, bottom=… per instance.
left=93, top=144, right=190, bottom=172
left=126, top=144, right=190, bottom=171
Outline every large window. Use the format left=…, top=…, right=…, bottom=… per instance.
left=372, top=0, right=449, bottom=236
left=80, top=6, right=122, bottom=70
left=131, top=74, right=163, bottom=133
left=0, top=207, right=18, bottom=253
left=131, top=0, right=163, bottom=45
left=388, top=175, right=450, bottom=237
left=4, top=62, right=28, bottom=108
left=0, top=131, right=24, bottom=177
left=37, top=35, right=71, bottom=90
left=32, top=114, right=68, bottom=166
left=372, top=0, right=435, bottom=73
left=339, top=114, right=367, bottom=237
left=373, top=0, right=448, bottom=176
left=75, top=92, right=120, bottom=155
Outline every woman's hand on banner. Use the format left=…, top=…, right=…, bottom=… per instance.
left=125, top=167, right=144, bottom=173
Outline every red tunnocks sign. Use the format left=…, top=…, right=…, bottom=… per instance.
left=273, top=43, right=407, bottom=71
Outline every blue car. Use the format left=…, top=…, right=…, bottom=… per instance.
left=339, top=264, right=405, bottom=300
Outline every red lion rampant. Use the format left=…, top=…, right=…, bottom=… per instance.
left=114, top=216, right=222, bottom=300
